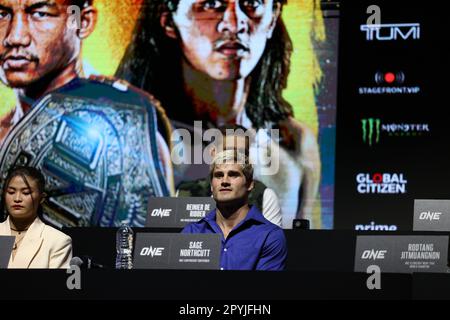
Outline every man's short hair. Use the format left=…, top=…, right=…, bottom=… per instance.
left=215, top=124, right=251, bottom=157
left=210, top=150, right=253, bottom=185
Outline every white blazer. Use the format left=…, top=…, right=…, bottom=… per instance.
left=0, top=217, right=72, bottom=269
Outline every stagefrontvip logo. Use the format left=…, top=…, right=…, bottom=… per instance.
left=356, top=173, right=408, bottom=194
left=359, top=71, right=420, bottom=95
left=361, top=118, right=430, bottom=146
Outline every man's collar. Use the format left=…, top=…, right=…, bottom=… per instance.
left=204, top=205, right=266, bottom=225
left=244, top=205, right=267, bottom=224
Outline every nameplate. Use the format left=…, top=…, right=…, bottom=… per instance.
left=133, top=233, right=221, bottom=270
left=0, top=236, right=14, bottom=269
left=146, top=197, right=216, bottom=228
left=354, top=235, right=449, bottom=273
left=413, top=199, right=450, bottom=231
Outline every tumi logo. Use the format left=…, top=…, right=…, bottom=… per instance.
left=360, top=23, right=420, bottom=41
left=362, top=250, right=387, bottom=260
left=419, top=211, right=442, bottom=221
left=140, top=246, right=165, bottom=257
left=151, top=208, right=172, bottom=218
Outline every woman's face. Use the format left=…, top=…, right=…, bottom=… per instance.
left=5, top=175, right=42, bottom=221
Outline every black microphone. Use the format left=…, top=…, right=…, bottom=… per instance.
left=84, top=256, right=105, bottom=269
left=69, top=256, right=84, bottom=268
left=292, top=219, right=310, bottom=230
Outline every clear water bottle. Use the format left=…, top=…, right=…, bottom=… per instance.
left=115, top=222, right=134, bottom=269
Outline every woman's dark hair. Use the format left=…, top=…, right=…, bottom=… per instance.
left=217, top=124, right=251, bottom=157
left=0, top=166, right=46, bottom=222
left=116, top=0, right=293, bottom=129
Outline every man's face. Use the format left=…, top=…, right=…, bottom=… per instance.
left=170, top=0, right=279, bottom=80
left=211, top=163, right=252, bottom=204
left=0, top=0, right=78, bottom=88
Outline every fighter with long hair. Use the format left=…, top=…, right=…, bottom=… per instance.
left=117, top=0, right=321, bottom=228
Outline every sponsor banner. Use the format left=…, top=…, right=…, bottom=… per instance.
left=361, top=118, right=430, bottom=146
left=133, top=233, right=221, bottom=270
left=360, top=23, right=421, bottom=41
left=356, top=173, right=407, bottom=194
left=414, top=199, right=450, bottom=232
left=358, top=71, right=421, bottom=95
left=0, top=236, right=14, bottom=269
left=355, top=222, right=398, bottom=231
left=354, top=235, right=449, bottom=273
left=146, top=197, right=216, bottom=228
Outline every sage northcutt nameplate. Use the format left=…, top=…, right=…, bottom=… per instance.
left=133, top=233, right=221, bottom=270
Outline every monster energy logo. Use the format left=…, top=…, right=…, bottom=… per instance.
left=362, top=118, right=381, bottom=146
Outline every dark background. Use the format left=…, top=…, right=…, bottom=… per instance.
left=334, top=0, right=449, bottom=230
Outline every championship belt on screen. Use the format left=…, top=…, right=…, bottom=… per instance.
left=0, top=94, right=168, bottom=227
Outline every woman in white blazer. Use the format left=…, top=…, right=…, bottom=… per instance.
left=0, top=166, right=72, bottom=269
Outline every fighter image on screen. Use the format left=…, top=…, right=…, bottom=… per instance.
left=0, top=0, right=174, bottom=227
left=117, top=0, right=321, bottom=228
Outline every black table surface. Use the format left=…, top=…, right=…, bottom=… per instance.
left=2, top=229, right=450, bottom=300
left=1, top=269, right=450, bottom=300
left=0, top=269, right=413, bottom=300
left=62, top=228, right=450, bottom=272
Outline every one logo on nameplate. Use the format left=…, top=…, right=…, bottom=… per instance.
left=414, top=199, right=450, bottom=232
left=146, top=197, right=178, bottom=227
left=133, top=233, right=221, bottom=270
left=146, top=197, right=216, bottom=228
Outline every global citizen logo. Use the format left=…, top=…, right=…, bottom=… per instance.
left=359, top=71, right=420, bottom=95
left=361, top=118, right=430, bottom=146
left=360, top=23, right=420, bottom=41
left=357, top=173, right=407, bottom=194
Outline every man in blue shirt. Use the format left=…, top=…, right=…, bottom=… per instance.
left=182, top=150, right=287, bottom=271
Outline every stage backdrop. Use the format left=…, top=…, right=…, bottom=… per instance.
left=0, top=0, right=338, bottom=229
left=334, top=0, right=448, bottom=231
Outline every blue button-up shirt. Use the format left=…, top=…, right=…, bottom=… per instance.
left=181, top=206, right=287, bottom=271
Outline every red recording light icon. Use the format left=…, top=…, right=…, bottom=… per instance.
left=375, top=71, right=405, bottom=84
